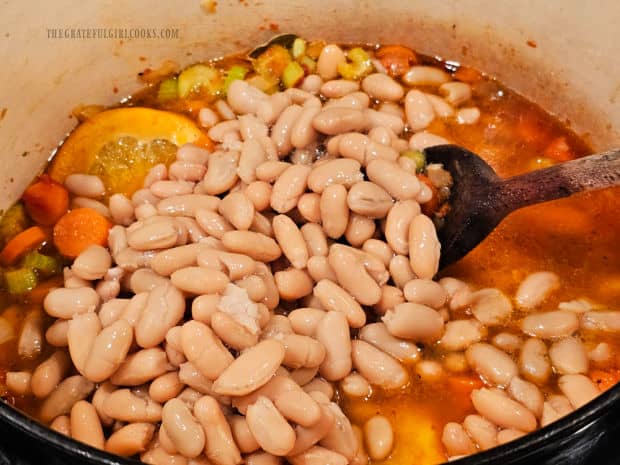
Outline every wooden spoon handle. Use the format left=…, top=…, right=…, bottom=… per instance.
left=496, top=149, right=620, bottom=211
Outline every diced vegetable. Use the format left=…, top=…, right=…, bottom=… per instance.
left=177, top=65, right=223, bottom=98
left=282, top=61, right=305, bottom=88
left=300, top=56, right=317, bottom=73
left=337, top=47, right=374, bottom=80
left=0, top=203, right=28, bottom=249
left=0, top=226, right=47, bottom=266
left=401, top=150, right=426, bottom=173
left=590, top=369, right=620, bottom=391
left=418, top=174, right=440, bottom=216
left=253, top=45, right=292, bottom=85
left=157, top=78, right=179, bottom=101
left=305, top=41, right=325, bottom=59
left=375, top=45, right=418, bottom=77
left=22, top=251, right=60, bottom=276
left=53, top=208, right=111, bottom=258
left=224, top=65, right=249, bottom=91
left=291, top=38, right=307, bottom=60
left=4, top=268, right=38, bottom=295
left=21, top=175, right=69, bottom=226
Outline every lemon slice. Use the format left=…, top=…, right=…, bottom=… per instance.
left=49, top=107, right=206, bottom=197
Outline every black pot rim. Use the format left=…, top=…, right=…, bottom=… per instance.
left=2, top=381, right=620, bottom=464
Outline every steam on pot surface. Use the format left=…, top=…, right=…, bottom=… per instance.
left=0, top=35, right=618, bottom=465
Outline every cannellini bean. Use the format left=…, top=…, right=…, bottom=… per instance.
left=405, top=90, right=434, bottom=131
left=44, top=287, right=100, bottom=319
left=321, top=79, right=359, bottom=98
left=466, top=343, right=518, bottom=387
left=351, top=340, right=408, bottom=389
left=317, top=45, right=346, bottom=80
left=508, top=376, right=544, bottom=419
left=426, top=93, right=455, bottom=118
left=140, top=445, right=188, bottom=465
left=339, top=132, right=369, bottom=164
left=316, top=311, right=352, bottom=381
left=462, top=415, right=498, bottom=451
left=150, top=180, right=195, bottom=198
left=297, top=192, right=321, bottom=223
left=374, top=285, right=405, bottom=316
left=227, top=79, right=268, bottom=115
left=306, top=256, right=337, bottom=283
left=558, top=374, right=600, bottom=409
left=307, top=158, right=363, bottom=193
left=275, top=268, right=314, bottom=301
left=274, top=389, right=322, bottom=428
left=549, top=337, right=589, bottom=375
left=45, top=319, right=69, bottom=347
left=111, top=348, right=170, bottom=386
left=515, top=272, right=560, bottom=309
left=492, top=332, right=523, bottom=354
left=313, top=107, right=366, bottom=135
left=219, top=192, right=255, bottom=230
left=181, top=321, right=233, bottom=380
left=471, top=388, right=537, bottom=432
left=328, top=245, right=381, bottom=306
left=71, top=245, right=112, bottom=280
left=17, top=309, right=43, bottom=359
left=246, top=452, right=282, bottom=465
left=300, top=223, right=328, bottom=257
left=273, top=214, right=309, bottom=269
left=325, top=92, right=370, bottom=110
left=271, top=104, right=303, bottom=156
left=320, top=184, right=349, bottom=239
left=278, top=334, right=326, bottom=369
left=102, top=389, right=162, bottom=423
left=50, top=415, right=71, bottom=435
left=362, top=239, right=393, bottom=267
left=270, top=164, right=311, bottom=213
left=135, top=283, right=185, bottom=348
left=408, top=214, right=440, bottom=279
left=366, top=159, right=420, bottom=200
left=288, top=308, right=326, bottom=336
left=358, top=322, right=420, bottom=363
left=213, top=339, right=285, bottom=396
left=365, top=109, right=405, bottom=135
left=439, top=82, right=472, bottom=106
left=70, top=400, right=105, bottom=449
left=157, top=194, right=220, bottom=217
left=408, top=131, right=450, bottom=151
left=238, top=140, right=266, bottom=184
left=222, top=230, right=281, bottom=262
left=442, top=422, right=477, bottom=457
left=347, top=181, right=393, bottom=219
left=456, top=107, right=481, bottom=125
left=229, top=415, right=260, bottom=453
left=105, top=423, right=155, bottom=456
left=127, top=218, right=178, bottom=251
left=469, top=288, right=513, bottom=326
left=341, top=373, right=372, bottom=397
left=149, top=372, right=184, bottom=404
left=363, top=415, right=394, bottom=460
left=192, top=396, right=242, bottom=465
left=202, top=151, right=240, bottom=195
left=6, top=371, right=31, bottom=395
left=40, top=375, right=95, bottom=423
left=589, top=342, right=613, bottom=367
left=289, top=446, right=347, bottom=465
left=302, top=378, right=335, bottom=400
left=541, top=396, right=574, bottom=427
left=65, top=174, right=105, bottom=198
left=402, top=66, right=451, bottom=86
left=288, top=402, right=336, bottom=456
left=362, top=73, right=404, bottom=101
left=318, top=401, right=358, bottom=460
left=313, top=278, right=366, bottom=328
left=522, top=311, right=579, bottom=339
left=385, top=200, right=420, bottom=255
left=291, top=105, right=321, bottom=149
left=440, top=320, right=483, bottom=352
left=403, top=279, right=447, bottom=309
left=301, top=74, right=323, bottom=94
left=171, top=266, right=229, bottom=295
left=497, top=429, right=526, bottom=445
left=196, top=209, right=234, bottom=240
left=169, top=161, right=207, bottom=182
left=161, top=399, right=205, bottom=458
left=245, top=181, right=272, bottom=212
left=246, top=396, right=296, bottom=456
left=519, top=338, right=551, bottom=385
left=581, top=311, right=620, bottom=332
left=383, top=302, right=444, bottom=342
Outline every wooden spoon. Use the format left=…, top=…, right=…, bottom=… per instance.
left=423, top=145, right=620, bottom=269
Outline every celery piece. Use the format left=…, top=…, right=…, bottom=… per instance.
left=157, top=78, right=178, bottom=101
left=4, top=268, right=37, bottom=295
left=291, top=38, right=307, bottom=60
left=0, top=203, right=28, bottom=249
left=300, top=56, right=317, bottom=73
left=337, top=47, right=374, bottom=80
left=224, top=65, right=249, bottom=92
left=282, top=61, right=305, bottom=89
left=177, top=64, right=223, bottom=98
left=22, top=251, right=60, bottom=276
left=401, top=150, right=426, bottom=173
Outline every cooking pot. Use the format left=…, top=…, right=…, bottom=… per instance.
left=1, top=0, right=619, bottom=464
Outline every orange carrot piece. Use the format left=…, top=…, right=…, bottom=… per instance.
left=375, top=45, right=418, bottom=77
left=589, top=369, right=620, bottom=392
left=447, top=375, right=485, bottom=395
left=453, top=66, right=483, bottom=83
left=53, top=208, right=111, bottom=258
left=0, top=226, right=47, bottom=266
left=543, top=136, right=575, bottom=162
left=22, top=175, right=69, bottom=226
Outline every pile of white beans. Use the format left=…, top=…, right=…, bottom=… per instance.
left=5, top=43, right=619, bottom=465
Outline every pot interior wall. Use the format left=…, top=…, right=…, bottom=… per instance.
left=1, top=0, right=619, bottom=211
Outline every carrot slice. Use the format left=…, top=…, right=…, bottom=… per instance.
left=589, top=369, right=620, bottom=392
left=375, top=45, right=418, bottom=77
left=543, top=136, right=575, bottom=162
left=0, top=226, right=47, bottom=266
left=53, top=208, right=111, bottom=258
left=22, top=175, right=69, bottom=226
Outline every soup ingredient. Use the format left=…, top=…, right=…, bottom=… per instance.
left=52, top=208, right=111, bottom=258
left=0, top=226, right=46, bottom=266
left=21, top=176, right=69, bottom=226
left=375, top=45, right=418, bottom=77
left=48, top=107, right=205, bottom=197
